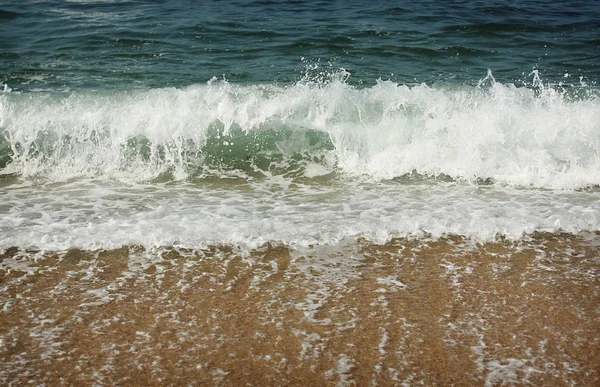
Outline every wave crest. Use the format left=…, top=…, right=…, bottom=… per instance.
left=1, top=76, right=599, bottom=188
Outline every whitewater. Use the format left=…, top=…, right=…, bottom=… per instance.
left=1, top=73, right=599, bottom=251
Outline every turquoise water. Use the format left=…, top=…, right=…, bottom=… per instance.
left=0, top=0, right=599, bottom=251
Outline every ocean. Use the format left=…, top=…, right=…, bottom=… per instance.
left=1, top=1, right=599, bottom=385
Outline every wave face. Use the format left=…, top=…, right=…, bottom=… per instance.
left=1, top=76, right=599, bottom=190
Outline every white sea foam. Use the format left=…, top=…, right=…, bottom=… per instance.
left=0, top=77, right=599, bottom=251
left=0, top=177, right=598, bottom=251
left=0, top=77, right=599, bottom=188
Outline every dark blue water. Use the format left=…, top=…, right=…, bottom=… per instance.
left=1, top=0, right=599, bottom=91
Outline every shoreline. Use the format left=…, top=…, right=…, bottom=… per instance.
left=1, top=234, right=599, bottom=385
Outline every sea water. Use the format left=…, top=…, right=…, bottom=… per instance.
left=0, top=0, right=599, bottom=252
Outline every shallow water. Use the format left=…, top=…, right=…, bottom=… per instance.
left=1, top=235, right=599, bottom=385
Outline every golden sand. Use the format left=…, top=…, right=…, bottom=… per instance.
left=1, top=233, right=599, bottom=386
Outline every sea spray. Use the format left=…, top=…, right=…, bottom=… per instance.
left=1, top=75, right=598, bottom=189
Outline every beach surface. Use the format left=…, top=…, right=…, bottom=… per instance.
left=2, top=233, right=599, bottom=386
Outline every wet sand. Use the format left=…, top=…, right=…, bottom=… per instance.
left=1, top=233, right=599, bottom=386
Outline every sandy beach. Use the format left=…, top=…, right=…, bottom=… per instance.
left=1, top=233, right=599, bottom=386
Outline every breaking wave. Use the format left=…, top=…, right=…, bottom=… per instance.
left=1, top=72, right=599, bottom=189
